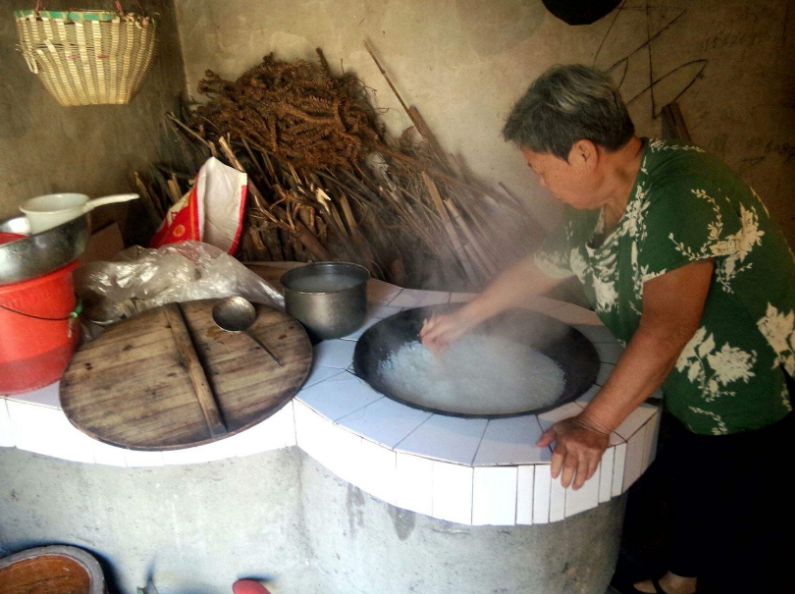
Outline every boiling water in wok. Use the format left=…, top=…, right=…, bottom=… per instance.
left=353, top=305, right=600, bottom=418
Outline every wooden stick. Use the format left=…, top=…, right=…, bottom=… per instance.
left=163, top=304, right=227, bottom=436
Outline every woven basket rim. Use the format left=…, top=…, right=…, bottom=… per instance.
left=14, top=9, right=154, bottom=24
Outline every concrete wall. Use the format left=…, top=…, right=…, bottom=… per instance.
left=0, top=0, right=185, bottom=236
left=174, top=0, right=795, bottom=241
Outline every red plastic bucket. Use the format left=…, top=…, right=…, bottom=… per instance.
left=0, top=261, right=80, bottom=394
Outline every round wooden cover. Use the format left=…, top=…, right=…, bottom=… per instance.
left=60, top=299, right=313, bottom=450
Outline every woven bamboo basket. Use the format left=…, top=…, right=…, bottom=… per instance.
left=15, top=9, right=157, bottom=106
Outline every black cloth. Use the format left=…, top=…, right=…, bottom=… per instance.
left=542, top=0, right=622, bottom=25
left=663, top=409, right=794, bottom=593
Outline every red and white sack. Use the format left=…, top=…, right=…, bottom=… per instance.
left=150, top=157, right=248, bottom=254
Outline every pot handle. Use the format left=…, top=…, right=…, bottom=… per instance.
left=82, top=193, right=140, bottom=213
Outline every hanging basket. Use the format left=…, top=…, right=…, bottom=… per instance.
left=15, top=8, right=157, bottom=106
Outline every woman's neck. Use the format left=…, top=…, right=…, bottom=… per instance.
left=599, top=137, right=644, bottom=229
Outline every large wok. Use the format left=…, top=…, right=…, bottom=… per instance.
left=353, top=304, right=600, bottom=418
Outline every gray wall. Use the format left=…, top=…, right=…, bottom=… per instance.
left=0, top=0, right=185, bottom=234
left=175, top=0, right=795, bottom=242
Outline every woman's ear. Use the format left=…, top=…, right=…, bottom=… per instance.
left=569, top=139, right=599, bottom=171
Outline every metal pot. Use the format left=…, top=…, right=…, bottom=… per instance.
left=0, top=215, right=89, bottom=285
left=281, top=261, right=369, bottom=340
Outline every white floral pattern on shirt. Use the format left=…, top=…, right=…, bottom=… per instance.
left=757, top=303, right=795, bottom=375
left=675, top=327, right=757, bottom=404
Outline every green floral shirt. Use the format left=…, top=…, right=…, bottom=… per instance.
left=535, top=138, right=795, bottom=435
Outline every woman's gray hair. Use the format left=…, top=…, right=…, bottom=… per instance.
left=502, top=64, right=634, bottom=160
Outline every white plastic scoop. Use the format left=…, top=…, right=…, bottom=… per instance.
left=20, top=192, right=140, bottom=233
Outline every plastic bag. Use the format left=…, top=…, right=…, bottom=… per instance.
left=74, top=241, right=283, bottom=326
left=150, top=157, right=248, bottom=254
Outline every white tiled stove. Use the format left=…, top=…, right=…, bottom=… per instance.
left=0, top=269, right=661, bottom=527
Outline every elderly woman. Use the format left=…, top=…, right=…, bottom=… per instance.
left=421, top=65, right=794, bottom=594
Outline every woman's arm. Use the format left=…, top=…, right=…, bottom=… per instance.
left=538, top=259, right=714, bottom=489
left=420, top=254, right=568, bottom=351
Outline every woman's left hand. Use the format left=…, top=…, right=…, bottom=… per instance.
left=536, top=415, right=610, bottom=490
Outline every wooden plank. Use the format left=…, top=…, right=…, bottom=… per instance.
left=162, top=303, right=228, bottom=437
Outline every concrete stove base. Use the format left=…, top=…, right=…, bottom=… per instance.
left=301, top=455, right=626, bottom=594
left=0, top=445, right=624, bottom=594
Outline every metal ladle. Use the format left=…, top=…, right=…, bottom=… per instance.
left=212, top=296, right=282, bottom=366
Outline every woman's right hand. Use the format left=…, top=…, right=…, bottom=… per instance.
left=419, top=307, right=480, bottom=353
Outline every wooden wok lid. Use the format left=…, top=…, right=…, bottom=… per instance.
left=60, top=299, right=312, bottom=450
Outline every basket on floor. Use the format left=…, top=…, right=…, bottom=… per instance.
left=15, top=8, right=157, bottom=106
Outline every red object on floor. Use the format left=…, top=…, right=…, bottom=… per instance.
left=232, top=579, right=271, bottom=594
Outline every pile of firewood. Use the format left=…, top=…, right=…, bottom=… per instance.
left=134, top=47, right=542, bottom=290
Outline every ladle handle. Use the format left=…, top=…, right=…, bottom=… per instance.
left=82, top=193, right=140, bottom=213
left=245, top=330, right=283, bottom=366
left=164, top=303, right=228, bottom=436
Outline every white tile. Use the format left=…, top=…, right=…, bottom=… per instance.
left=0, top=399, right=14, bottom=447
left=122, top=449, right=165, bottom=467
left=473, top=416, right=550, bottom=465
left=573, top=324, right=616, bottom=344
left=595, top=362, right=615, bottom=386
left=312, top=339, right=356, bottom=368
left=303, top=365, right=346, bottom=389
left=598, top=446, right=616, bottom=503
left=5, top=381, right=61, bottom=408
left=516, top=466, right=535, bottom=525
left=367, top=280, right=403, bottom=305
left=548, top=303, right=601, bottom=326
left=391, top=289, right=450, bottom=308
left=564, top=464, right=601, bottom=518
left=355, top=438, right=397, bottom=505
left=472, top=466, right=518, bottom=525
left=211, top=404, right=296, bottom=458
left=532, top=465, right=551, bottom=524
left=537, top=402, right=585, bottom=431
left=297, top=374, right=383, bottom=420
left=295, top=399, right=331, bottom=459
left=57, top=422, right=108, bottom=464
left=90, top=440, right=129, bottom=466
left=595, top=341, right=624, bottom=364
left=295, top=401, right=363, bottom=484
left=549, top=473, right=566, bottom=522
left=575, top=384, right=600, bottom=406
left=337, top=397, right=431, bottom=448
left=431, top=461, right=473, bottom=525
left=320, top=425, right=365, bottom=486
left=609, top=430, right=627, bottom=446
left=396, top=414, right=488, bottom=464
left=448, top=292, right=477, bottom=304
left=611, top=442, right=627, bottom=497
left=9, top=401, right=98, bottom=464
left=622, top=423, right=649, bottom=492
left=614, top=403, right=659, bottom=440
left=6, top=399, right=67, bottom=457
left=395, top=452, right=434, bottom=516
left=165, top=436, right=259, bottom=465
